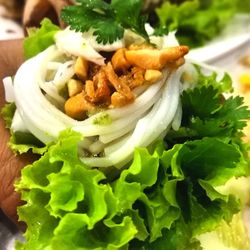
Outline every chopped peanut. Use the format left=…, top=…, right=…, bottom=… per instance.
left=63, top=43, right=190, bottom=119
left=111, top=48, right=130, bottom=72
left=125, top=46, right=189, bottom=70
left=128, top=43, right=155, bottom=50
left=64, top=92, right=95, bottom=120
left=74, top=57, right=89, bottom=81
left=167, top=57, right=185, bottom=69
left=111, top=92, right=131, bottom=107
left=160, top=46, right=189, bottom=65
left=125, top=49, right=162, bottom=69
left=67, top=79, right=84, bottom=97
left=144, top=69, right=163, bottom=84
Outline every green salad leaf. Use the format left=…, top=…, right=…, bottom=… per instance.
left=1, top=103, right=47, bottom=154
left=9, top=131, right=47, bottom=154
left=155, top=0, right=239, bottom=48
left=24, top=18, right=60, bottom=59
left=1, top=102, right=16, bottom=128
left=13, top=64, right=250, bottom=249
left=15, top=130, right=249, bottom=249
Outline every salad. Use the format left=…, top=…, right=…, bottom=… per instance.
left=151, top=0, right=250, bottom=48
left=1, top=0, right=250, bottom=249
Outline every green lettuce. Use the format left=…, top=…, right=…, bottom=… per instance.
left=15, top=130, right=249, bottom=249
left=1, top=103, right=47, bottom=154
left=13, top=66, right=250, bottom=249
left=1, top=102, right=16, bottom=128
left=155, top=0, right=240, bottom=48
left=24, top=18, right=60, bottom=59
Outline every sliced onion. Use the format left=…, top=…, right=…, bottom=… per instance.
left=3, top=76, right=15, bottom=102
left=13, top=40, right=183, bottom=168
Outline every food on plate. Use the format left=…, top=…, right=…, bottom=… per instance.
left=1, top=0, right=250, bottom=249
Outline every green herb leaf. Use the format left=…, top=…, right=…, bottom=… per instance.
left=155, top=0, right=238, bottom=48
left=1, top=103, right=47, bottom=154
left=24, top=18, right=60, bottom=59
left=167, top=67, right=250, bottom=144
left=61, top=0, right=148, bottom=44
left=1, top=102, right=16, bottom=128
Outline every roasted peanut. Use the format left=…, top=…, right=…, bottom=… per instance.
left=111, top=48, right=130, bottom=72
left=125, top=46, right=189, bottom=70
left=144, top=69, right=162, bottom=84
left=74, top=57, right=89, bottom=81
left=111, top=92, right=129, bottom=107
left=64, top=92, right=94, bottom=120
left=125, top=49, right=162, bottom=69
left=67, top=79, right=83, bottom=97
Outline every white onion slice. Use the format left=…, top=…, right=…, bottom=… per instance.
left=13, top=42, right=182, bottom=168
left=3, top=76, right=15, bottom=102
left=55, top=28, right=105, bottom=65
left=11, top=110, right=28, bottom=133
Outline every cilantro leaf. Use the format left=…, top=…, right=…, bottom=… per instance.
left=215, top=96, right=250, bottom=132
left=61, top=0, right=148, bottom=44
left=181, top=88, right=250, bottom=139
left=181, top=85, right=221, bottom=120
left=193, top=64, right=233, bottom=93
left=111, top=0, right=148, bottom=39
left=167, top=66, right=250, bottom=144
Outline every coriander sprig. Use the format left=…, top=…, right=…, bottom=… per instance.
left=61, top=0, right=149, bottom=44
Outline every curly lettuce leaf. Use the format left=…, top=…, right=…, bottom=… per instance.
left=24, top=18, right=60, bottom=59
left=16, top=130, right=140, bottom=249
left=15, top=128, right=249, bottom=249
left=9, top=131, right=47, bottom=154
left=155, top=0, right=238, bottom=48
left=1, top=103, right=47, bottom=154
left=13, top=60, right=250, bottom=250
left=1, top=102, right=16, bottom=128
